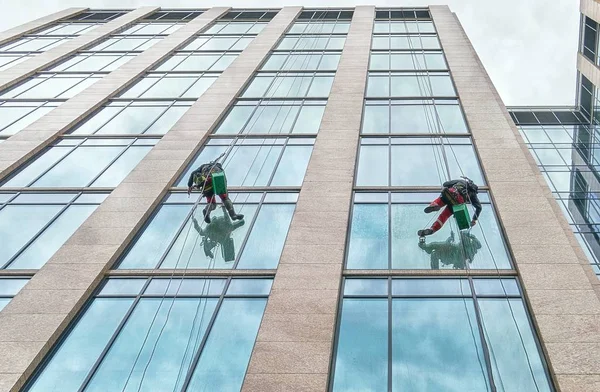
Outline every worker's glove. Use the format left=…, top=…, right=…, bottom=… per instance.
left=470, top=219, right=477, bottom=227
left=187, top=186, right=193, bottom=195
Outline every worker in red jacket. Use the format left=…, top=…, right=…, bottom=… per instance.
left=418, top=178, right=482, bottom=238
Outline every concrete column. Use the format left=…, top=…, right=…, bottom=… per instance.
left=578, top=51, right=600, bottom=89
left=0, top=7, right=227, bottom=182
left=0, top=7, right=300, bottom=392
left=0, top=7, right=160, bottom=92
left=581, top=0, right=600, bottom=23
left=0, top=8, right=86, bottom=47
left=432, top=6, right=600, bottom=392
left=241, top=7, right=374, bottom=392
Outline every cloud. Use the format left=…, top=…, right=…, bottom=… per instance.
left=0, top=0, right=580, bottom=106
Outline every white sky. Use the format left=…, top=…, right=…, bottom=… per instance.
left=0, top=0, right=581, bottom=106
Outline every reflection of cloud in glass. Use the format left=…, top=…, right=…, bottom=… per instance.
left=392, top=299, right=490, bottom=392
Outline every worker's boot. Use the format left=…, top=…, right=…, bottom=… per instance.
left=417, top=228, right=434, bottom=237
left=223, top=198, right=244, bottom=221
left=203, top=203, right=216, bottom=224
left=424, top=204, right=441, bottom=213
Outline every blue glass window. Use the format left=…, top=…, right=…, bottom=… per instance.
left=118, top=192, right=297, bottom=270
left=0, top=101, right=60, bottom=137
left=356, top=137, right=485, bottom=187
left=177, top=138, right=314, bottom=187
left=242, top=72, right=335, bottom=98
left=3, top=138, right=157, bottom=188
left=27, top=277, right=271, bottom=392
left=69, top=101, right=192, bottom=135
left=120, top=73, right=218, bottom=99
left=215, top=100, right=326, bottom=135
left=346, top=192, right=511, bottom=270
left=362, top=99, right=467, bottom=134
left=331, top=278, right=553, bottom=392
left=0, top=193, right=107, bottom=269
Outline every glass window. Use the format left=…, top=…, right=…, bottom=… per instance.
left=70, top=101, right=192, bottom=135
left=356, top=137, right=485, bottom=186
left=370, top=52, right=446, bottom=70
left=277, top=35, right=346, bottom=51
left=367, top=72, right=456, bottom=97
left=28, top=277, right=270, bottom=392
left=0, top=102, right=61, bottom=137
left=49, top=53, right=136, bottom=72
left=204, top=21, right=267, bottom=35
left=262, top=52, right=341, bottom=71
left=118, top=192, right=297, bottom=270
left=0, top=54, right=34, bottom=71
left=288, top=21, right=350, bottom=34
left=120, top=23, right=182, bottom=35
left=119, top=73, right=218, bottom=99
left=374, top=21, right=436, bottom=34
left=156, top=53, right=238, bottom=72
left=183, top=36, right=254, bottom=51
left=0, top=193, right=106, bottom=269
left=362, top=100, right=467, bottom=134
left=346, top=192, right=511, bottom=270
left=89, top=37, right=163, bottom=52
left=177, top=138, right=313, bottom=188
left=331, top=278, right=553, bottom=392
left=0, top=277, right=29, bottom=311
left=215, top=100, right=326, bottom=135
left=3, top=138, right=158, bottom=188
left=372, top=35, right=441, bottom=50
left=34, top=23, right=98, bottom=36
left=0, top=74, right=103, bottom=99
left=0, top=37, right=67, bottom=52
left=242, top=72, right=335, bottom=98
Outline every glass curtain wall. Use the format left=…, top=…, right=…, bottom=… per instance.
left=330, top=9, right=555, bottom=392
left=22, top=10, right=281, bottom=392
left=0, top=10, right=128, bottom=72
left=510, top=105, right=600, bottom=277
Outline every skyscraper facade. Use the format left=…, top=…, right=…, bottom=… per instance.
left=0, top=5, right=598, bottom=392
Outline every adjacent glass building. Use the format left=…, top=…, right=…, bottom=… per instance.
left=0, top=5, right=598, bottom=392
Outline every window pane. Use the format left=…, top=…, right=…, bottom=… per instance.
left=91, top=146, right=152, bottom=187
left=0, top=205, right=61, bottom=267
left=391, top=299, right=490, bottom=391
left=84, top=298, right=217, bottom=392
left=479, top=299, right=553, bottom=392
left=0, top=104, right=58, bottom=136
left=293, top=105, right=325, bottom=133
left=271, top=145, right=312, bottom=186
left=333, top=299, right=388, bottom=392
left=237, top=204, right=295, bottom=268
left=28, top=298, right=133, bottom=392
left=160, top=205, right=258, bottom=269
left=363, top=105, right=390, bottom=134
left=8, top=205, right=96, bottom=269
left=3, top=147, right=71, bottom=187
left=187, top=299, right=267, bottom=391
left=119, top=205, right=190, bottom=269
left=33, top=146, right=123, bottom=187
left=347, top=204, right=389, bottom=269
left=356, top=145, right=389, bottom=186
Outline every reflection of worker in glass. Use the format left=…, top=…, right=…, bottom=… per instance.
left=192, top=207, right=245, bottom=261
left=418, top=231, right=482, bottom=269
